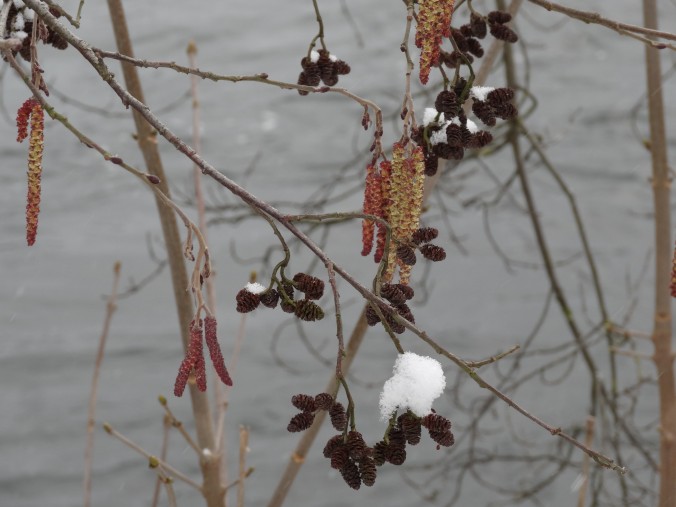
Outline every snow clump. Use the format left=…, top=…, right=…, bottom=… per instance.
left=379, top=351, right=446, bottom=420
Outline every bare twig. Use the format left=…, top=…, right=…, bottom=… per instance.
left=237, top=426, right=249, bottom=507
left=150, top=415, right=172, bottom=507
left=102, top=422, right=202, bottom=491
left=576, top=416, right=595, bottom=507
left=158, top=395, right=202, bottom=454
left=84, top=262, right=121, bottom=507
left=528, top=0, right=676, bottom=47
left=465, top=345, right=521, bottom=369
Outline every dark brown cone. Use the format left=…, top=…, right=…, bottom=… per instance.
left=280, top=281, right=295, bottom=299
left=280, top=300, right=296, bottom=313
left=47, top=32, right=68, bottom=50
left=494, top=102, right=518, bottom=120
left=385, top=446, right=407, bottom=465
left=398, top=412, right=422, bottom=445
left=450, top=28, right=469, bottom=52
left=396, top=245, right=417, bottom=266
left=459, top=24, right=474, bottom=38
left=300, top=56, right=312, bottom=69
left=287, top=411, right=315, bottom=432
left=453, top=77, right=468, bottom=99
left=421, top=413, right=452, bottom=433
left=470, top=12, right=488, bottom=38
left=260, top=289, right=280, bottom=308
left=380, top=283, right=407, bottom=305
left=396, top=303, right=415, bottom=324
left=315, top=393, right=334, bottom=410
left=236, top=289, right=260, bottom=313
left=323, top=434, right=344, bottom=458
left=330, top=444, right=349, bottom=470
left=334, top=60, right=351, bottom=75
left=388, top=427, right=407, bottom=448
left=323, top=72, right=339, bottom=86
left=434, top=143, right=464, bottom=161
left=340, top=458, right=362, bottom=490
left=446, top=123, right=464, bottom=147
left=472, top=100, right=496, bottom=127
left=424, top=150, right=439, bottom=176
left=372, top=441, right=388, bottom=466
left=487, top=87, right=515, bottom=106
left=365, top=304, right=381, bottom=326
left=466, top=37, right=484, bottom=58
left=304, top=62, right=321, bottom=86
left=293, top=273, right=325, bottom=300
left=434, top=90, right=458, bottom=115
left=359, top=456, right=377, bottom=486
left=394, top=284, right=415, bottom=300
left=468, top=130, right=493, bottom=149
left=429, top=429, right=455, bottom=447
left=294, top=299, right=324, bottom=321
left=347, top=431, right=368, bottom=460
left=330, top=402, right=347, bottom=431
left=412, top=227, right=439, bottom=245
left=386, top=313, right=406, bottom=334
left=297, top=71, right=310, bottom=96
left=487, top=10, right=512, bottom=24
left=489, top=23, right=518, bottom=43
left=411, top=125, right=425, bottom=146
left=420, top=244, right=446, bottom=262
left=291, top=393, right=316, bottom=412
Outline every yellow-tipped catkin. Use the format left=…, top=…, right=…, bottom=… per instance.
left=415, top=0, right=455, bottom=85
left=25, top=101, right=44, bottom=247
left=382, top=143, right=426, bottom=284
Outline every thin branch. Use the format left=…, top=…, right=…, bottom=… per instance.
left=465, top=345, right=521, bottom=369
left=237, top=426, right=249, bottom=507
left=102, top=422, right=202, bottom=491
left=528, top=0, right=676, bottom=46
left=158, top=395, right=202, bottom=455
left=84, top=262, right=121, bottom=507
left=150, top=415, right=172, bottom=507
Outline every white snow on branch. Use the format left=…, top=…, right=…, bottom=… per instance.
left=379, top=351, right=446, bottom=420
left=422, top=107, right=444, bottom=127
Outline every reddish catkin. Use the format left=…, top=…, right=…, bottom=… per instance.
left=204, top=316, right=233, bottom=386
left=415, top=0, right=455, bottom=84
left=362, top=164, right=382, bottom=256
left=174, top=319, right=205, bottom=396
left=17, top=99, right=45, bottom=246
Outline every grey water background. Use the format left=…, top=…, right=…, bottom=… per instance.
left=1, top=0, right=675, bottom=506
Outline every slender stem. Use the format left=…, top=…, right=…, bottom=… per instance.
left=237, top=426, right=249, bottom=507
left=158, top=396, right=202, bottom=454
left=642, top=1, right=676, bottom=505
left=576, top=416, right=595, bottom=507
left=150, top=415, right=172, bottom=507
left=103, top=423, right=202, bottom=491
left=310, top=0, right=327, bottom=51
left=84, top=262, right=121, bottom=507
left=465, top=345, right=520, bottom=369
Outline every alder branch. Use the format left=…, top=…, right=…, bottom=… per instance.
left=20, top=0, right=626, bottom=475
left=527, top=0, right=676, bottom=49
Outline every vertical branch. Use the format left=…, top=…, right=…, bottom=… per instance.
left=576, top=416, right=595, bottom=507
left=642, top=1, right=676, bottom=506
left=150, top=415, right=172, bottom=507
left=83, top=262, right=121, bottom=507
left=237, top=426, right=249, bottom=507
left=103, top=2, right=223, bottom=506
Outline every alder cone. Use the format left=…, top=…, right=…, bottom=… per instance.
left=396, top=245, right=417, bottom=266
left=412, top=227, right=439, bottom=245
left=434, top=90, right=458, bottom=114
left=487, top=10, right=512, bottom=24
left=470, top=12, right=488, bottom=38
left=381, top=283, right=407, bottom=305
left=260, top=289, right=279, bottom=308
left=372, top=441, right=388, bottom=466
left=340, top=458, right=362, bottom=490
left=420, top=244, right=447, bottom=262
left=365, top=304, right=381, bottom=326
left=329, top=402, right=347, bottom=431
left=359, top=456, right=377, bottom=486
left=347, top=430, right=368, bottom=460
left=323, top=434, right=344, bottom=458
left=236, top=289, right=260, bottom=313
left=330, top=445, right=349, bottom=470
left=287, top=411, right=315, bottom=432
left=314, top=392, right=334, bottom=411
left=490, top=23, right=518, bottom=43
left=294, top=299, right=324, bottom=321
left=291, top=393, right=316, bottom=412
left=395, top=283, right=415, bottom=300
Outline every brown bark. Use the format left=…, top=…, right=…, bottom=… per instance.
left=104, top=2, right=224, bottom=506
left=642, top=1, right=676, bottom=506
